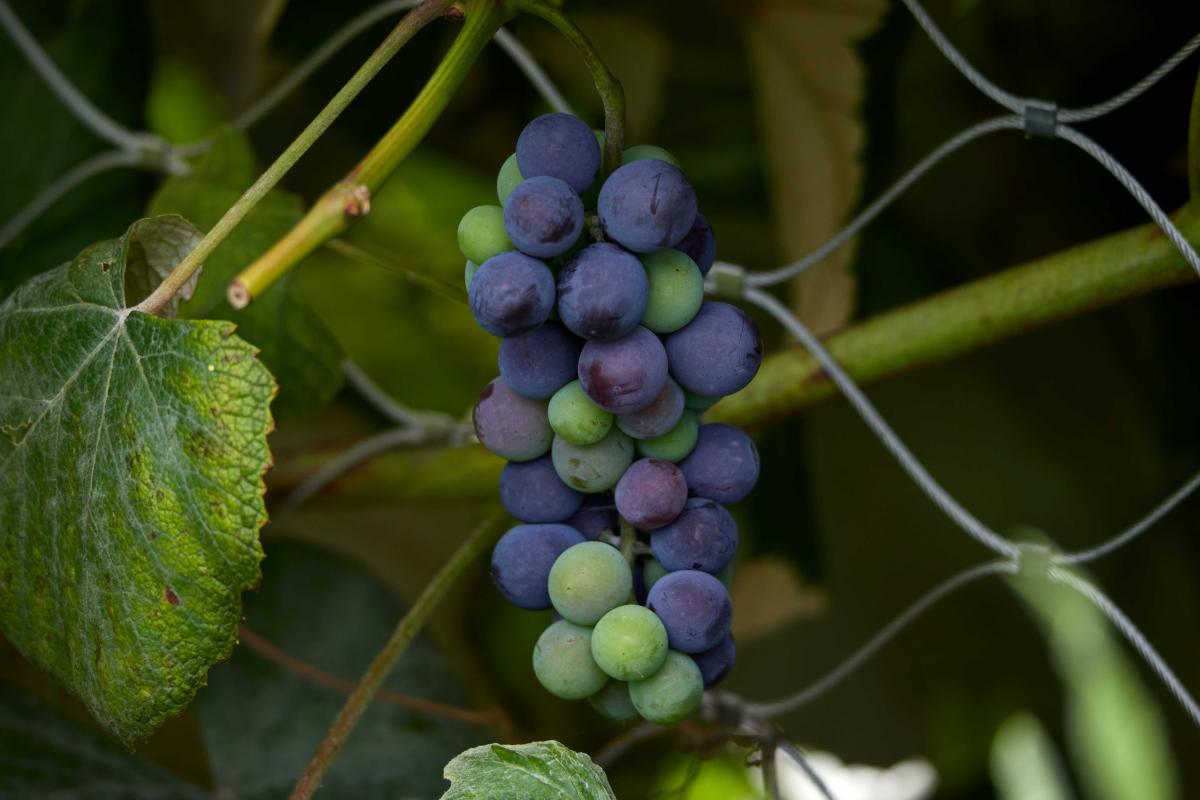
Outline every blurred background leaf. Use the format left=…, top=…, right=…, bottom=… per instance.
left=990, top=712, right=1074, bottom=800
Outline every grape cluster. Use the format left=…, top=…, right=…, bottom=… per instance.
left=460, top=113, right=762, bottom=725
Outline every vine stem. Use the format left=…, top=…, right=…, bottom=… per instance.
left=289, top=508, right=509, bottom=800
left=511, top=0, right=625, bottom=173
left=618, top=517, right=637, bottom=566
left=133, top=0, right=453, bottom=316
left=229, top=0, right=508, bottom=308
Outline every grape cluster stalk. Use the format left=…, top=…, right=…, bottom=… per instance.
left=459, top=112, right=763, bottom=724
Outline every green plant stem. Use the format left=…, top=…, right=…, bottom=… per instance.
left=230, top=0, right=507, bottom=308
left=619, top=518, right=636, bottom=566
left=135, top=0, right=452, bottom=317
left=1189, top=64, right=1200, bottom=201
left=710, top=211, right=1200, bottom=428
left=512, top=0, right=625, bottom=174
left=289, top=508, right=509, bottom=800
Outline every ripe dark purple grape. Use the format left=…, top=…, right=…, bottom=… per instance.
left=691, top=633, right=736, bottom=688
left=578, top=326, right=668, bottom=414
left=674, top=212, right=716, bottom=276
left=473, top=377, right=553, bottom=462
left=678, top=423, right=760, bottom=504
left=565, top=493, right=618, bottom=541
left=468, top=251, right=555, bottom=337
left=650, top=497, right=738, bottom=573
left=615, top=458, right=688, bottom=530
left=598, top=159, right=698, bottom=253
left=645, top=569, right=732, bottom=653
left=664, top=301, right=761, bottom=397
left=616, top=378, right=684, bottom=440
left=556, top=243, right=649, bottom=341
left=503, top=176, right=584, bottom=258
left=500, top=455, right=584, bottom=523
left=516, top=112, right=601, bottom=195
left=498, top=322, right=582, bottom=400
left=491, top=523, right=585, bottom=609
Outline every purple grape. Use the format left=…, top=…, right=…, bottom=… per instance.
left=516, top=112, right=601, bottom=195
left=650, top=497, right=738, bottom=573
left=678, top=424, right=759, bottom=504
left=503, top=176, right=584, bottom=258
left=565, top=493, right=618, bottom=541
left=615, top=458, right=687, bottom=530
left=556, top=243, right=649, bottom=341
left=691, top=633, right=736, bottom=688
left=500, top=455, right=584, bottom=523
left=468, top=251, right=555, bottom=337
left=498, top=322, right=582, bottom=400
left=578, top=326, right=668, bottom=414
left=491, top=523, right=585, bottom=609
left=645, top=569, right=732, bottom=653
left=616, top=378, right=683, bottom=439
left=473, top=377, right=553, bottom=462
left=598, top=159, right=697, bottom=253
left=664, top=301, right=761, bottom=397
left=675, top=213, right=716, bottom=276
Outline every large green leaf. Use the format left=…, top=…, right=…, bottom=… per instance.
left=0, top=686, right=206, bottom=799
left=0, top=216, right=275, bottom=745
left=441, top=740, right=616, bottom=800
left=196, top=541, right=479, bottom=799
left=148, top=130, right=342, bottom=419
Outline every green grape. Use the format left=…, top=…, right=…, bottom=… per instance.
left=629, top=650, right=704, bottom=724
left=637, top=410, right=699, bottom=462
left=549, top=380, right=613, bottom=446
left=591, top=605, right=669, bottom=680
left=621, top=144, right=680, bottom=168
left=684, top=391, right=721, bottom=413
left=497, top=152, right=523, bottom=203
left=457, top=205, right=512, bottom=264
left=552, top=428, right=634, bottom=493
left=548, top=541, right=632, bottom=625
left=640, top=249, right=704, bottom=333
left=588, top=680, right=639, bottom=721
left=642, top=557, right=668, bottom=591
left=532, top=620, right=609, bottom=699
left=464, top=260, right=478, bottom=291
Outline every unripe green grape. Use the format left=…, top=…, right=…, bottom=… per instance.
left=640, top=249, right=704, bottom=333
left=548, top=541, right=632, bottom=625
left=552, top=427, right=633, bottom=492
left=629, top=651, right=704, bottom=724
left=642, top=557, right=668, bottom=591
left=637, top=410, right=699, bottom=462
left=588, top=680, right=639, bottom=721
left=622, top=144, right=680, bottom=168
left=497, top=152, right=523, bottom=203
left=532, top=620, right=609, bottom=699
left=591, top=604, right=669, bottom=680
left=549, top=380, right=613, bottom=446
left=684, top=391, right=721, bottom=413
left=457, top=205, right=512, bottom=264
left=464, top=260, right=478, bottom=291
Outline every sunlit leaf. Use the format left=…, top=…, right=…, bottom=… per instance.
left=729, top=555, right=827, bottom=643
left=441, top=740, right=615, bottom=800
left=744, top=0, right=887, bottom=334
left=0, top=216, right=275, bottom=745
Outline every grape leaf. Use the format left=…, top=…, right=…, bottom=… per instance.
left=0, top=216, right=275, bottom=745
left=196, top=541, right=479, bottom=800
left=743, top=0, right=887, bottom=334
left=148, top=129, right=342, bottom=419
left=0, top=686, right=206, bottom=800
left=441, top=740, right=616, bottom=800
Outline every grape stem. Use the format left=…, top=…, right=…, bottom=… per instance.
left=289, top=508, right=510, bottom=800
left=228, top=0, right=508, bottom=309
left=133, top=0, right=454, bottom=316
left=618, top=517, right=637, bottom=567
left=511, top=0, right=626, bottom=175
